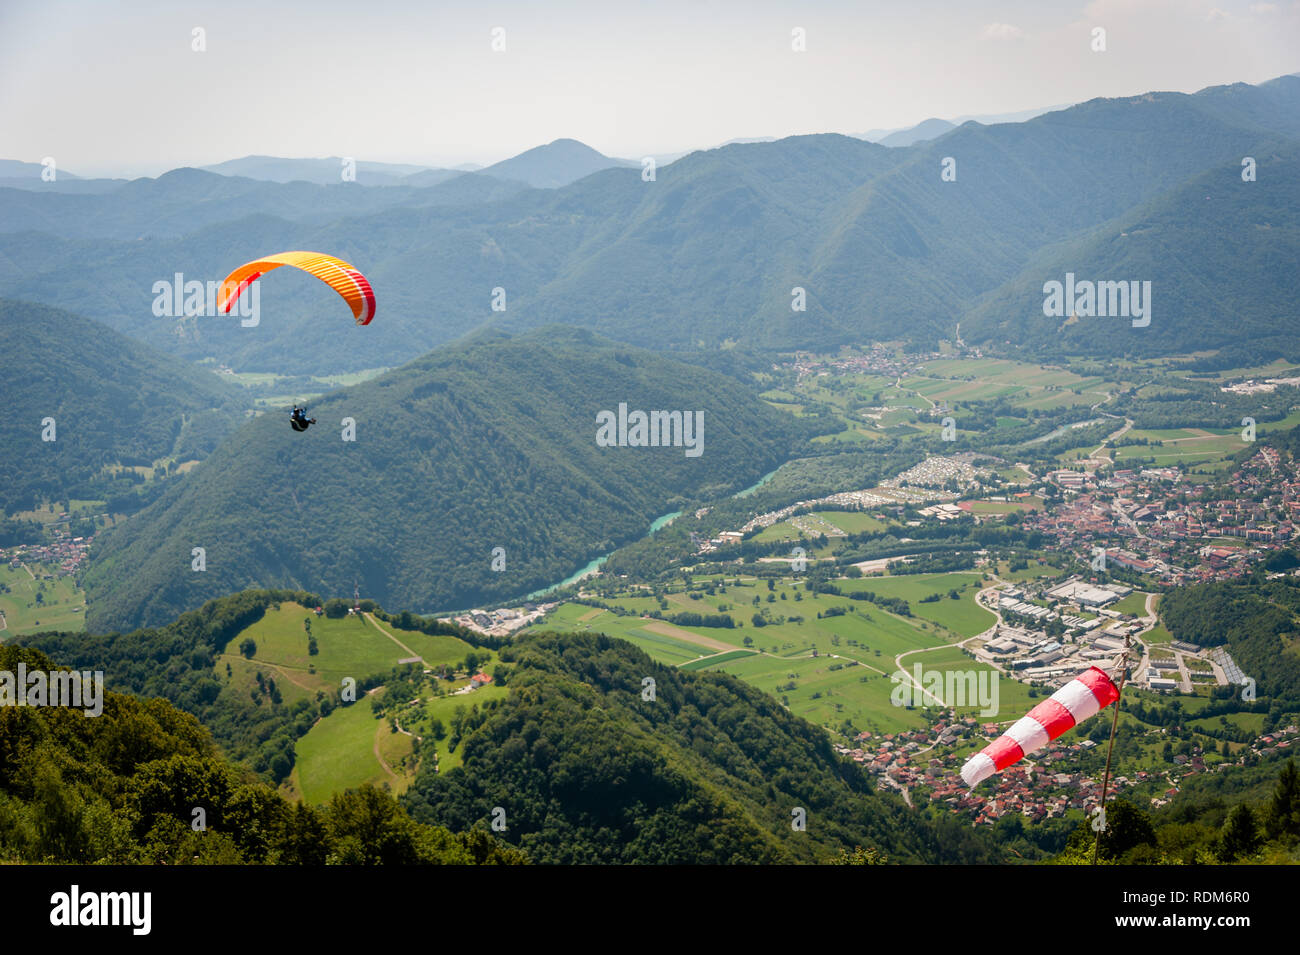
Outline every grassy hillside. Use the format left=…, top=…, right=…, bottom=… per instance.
left=21, top=592, right=997, bottom=862
left=0, top=298, right=246, bottom=514
left=21, top=589, right=499, bottom=784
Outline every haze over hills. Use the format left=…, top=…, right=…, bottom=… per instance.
left=876, top=118, right=956, bottom=148
left=0, top=167, right=533, bottom=241
left=191, top=141, right=634, bottom=190
left=81, top=326, right=809, bottom=632
left=1, top=76, right=1295, bottom=374
left=855, top=103, right=1071, bottom=144
left=199, top=156, right=449, bottom=186
left=0, top=159, right=124, bottom=194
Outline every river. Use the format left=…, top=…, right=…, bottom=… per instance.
left=525, top=508, right=682, bottom=599
left=525, top=466, right=778, bottom=599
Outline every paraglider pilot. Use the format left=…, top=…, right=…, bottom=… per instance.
left=290, top=406, right=316, bottom=432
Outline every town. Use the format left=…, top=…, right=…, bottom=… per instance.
left=837, top=710, right=1299, bottom=825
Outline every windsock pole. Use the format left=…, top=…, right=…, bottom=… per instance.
left=1092, top=635, right=1132, bottom=866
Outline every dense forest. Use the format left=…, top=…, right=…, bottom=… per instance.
left=965, top=149, right=1300, bottom=359
left=81, top=327, right=813, bottom=632
left=0, top=642, right=524, bottom=864
left=0, top=299, right=246, bottom=515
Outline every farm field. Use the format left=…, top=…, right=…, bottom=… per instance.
left=889, top=643, right=1040, bottom=726
left=1113, top=432, right=1243, bottom=466
left=529, top=570, right=1012, bottom=738
left=1111, top=591, right=1154, bottom=618
left=841, top=573, right=995, bottom=637
left=1144, top=622, right=1173, bottom=645
left=705, top=650, right=919, bottom=733
left=966, top=497, right=1043, bottom=515
left=752, top=510, right=890, bottom=543
left=529, top=602, right=712, bottom=664
left=0, top=563, right=86, bottom=636
left=903, top=359, right=1111, bottom=411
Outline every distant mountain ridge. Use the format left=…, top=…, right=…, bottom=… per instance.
left=877, top=118, right=956, bottom=147
left=1, top=76, right=1297, bottom=369
left=200, top=155, right=450, bottom=186
left=196, top=141, right=635, bottom=190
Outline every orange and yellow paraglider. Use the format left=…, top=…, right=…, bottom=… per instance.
left=216, top=251, right=375, bottom=325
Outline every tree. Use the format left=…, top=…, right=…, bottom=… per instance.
left=1266, top=759, right=1300, bottom=840
left=1069, top=799, right=1156, bottom=861
left=828, top=845, right=888, bottom=865
left=239, top=638, right=257, bottom=659
left=1219, top=804, right=1260, bottom=861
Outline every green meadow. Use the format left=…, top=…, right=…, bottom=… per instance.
left=293, top=694, right=414, bottom=805
left=0, top=563, right=86, bottom=636
left=215, top=601, right=479, bottom=707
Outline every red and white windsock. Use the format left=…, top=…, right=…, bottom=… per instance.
left=961, top=666, right=1120, bottom=787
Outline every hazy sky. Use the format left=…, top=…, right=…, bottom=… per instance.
left=2, top=0, right=1297, bottom=177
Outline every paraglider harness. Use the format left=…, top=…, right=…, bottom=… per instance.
left=290, top=406, right=316, bottom=432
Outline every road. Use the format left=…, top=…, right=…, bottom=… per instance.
left=371, top=722, right=402, bottom=786
left=363, top=611, right=427, bottom=665
left=1089, top=416, right=1134, bottom=463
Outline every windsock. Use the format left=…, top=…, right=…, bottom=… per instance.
left=961, top=666, right=1120, bottom=787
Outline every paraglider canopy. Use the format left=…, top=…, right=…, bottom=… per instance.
left=216, top=251, right=375, bottom=325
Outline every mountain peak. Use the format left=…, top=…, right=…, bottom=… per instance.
left=482, top=139, right=632, bottom=188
